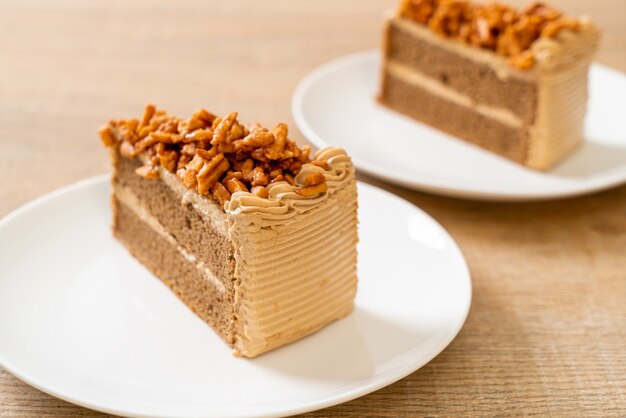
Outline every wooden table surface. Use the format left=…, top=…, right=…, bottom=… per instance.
left=1, top=0, right=625, bottom=416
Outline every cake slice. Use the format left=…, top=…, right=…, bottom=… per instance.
left=99, top=105, right=358, bottom=358
left=379, top=0, right=601, bottom=170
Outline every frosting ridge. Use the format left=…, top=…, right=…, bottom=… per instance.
left=227, top=146, right=359, bottom=357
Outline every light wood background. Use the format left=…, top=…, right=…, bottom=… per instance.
left=1, top=0, right=625, bottom=416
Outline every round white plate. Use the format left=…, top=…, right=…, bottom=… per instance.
left=293, top=50, right=626, bottom=201
left=0, top=176, right=470, bottom=418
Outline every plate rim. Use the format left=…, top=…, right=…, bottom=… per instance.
left=292, top=49, right=626, bottom=201
left=0, top=175, right=472, bottom=418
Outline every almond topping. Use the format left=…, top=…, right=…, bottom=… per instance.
left=211, top=182, right=231, bottom=205
left=99, top=105, right=323, bottom=209
left=297, top=183, right=328, bottom=196
left=398, top=0, right=582, bottom=69
left=224, top=177, right=248, bottom=194
left=251, top=185, right=269, bottom=198
left=135, top=164, right=159, bottom=179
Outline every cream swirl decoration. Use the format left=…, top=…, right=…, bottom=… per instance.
left=224, top=147, right=354, bottom=222
left=532, top=19, right=600, bottom=72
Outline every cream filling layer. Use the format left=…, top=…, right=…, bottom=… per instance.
left=385, top=59, right=524, bottom=128
left=113, top=183, right=226, bottom=294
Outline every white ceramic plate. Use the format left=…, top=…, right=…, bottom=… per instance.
left=292, top=50, right=626, bottom=201
left=0, top=176, right=470, bottom=418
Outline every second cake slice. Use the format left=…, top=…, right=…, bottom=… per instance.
left=379, top=1, right=601, bottom=170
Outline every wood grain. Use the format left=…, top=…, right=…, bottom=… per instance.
left=1, top=0, right=625, bottom=416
